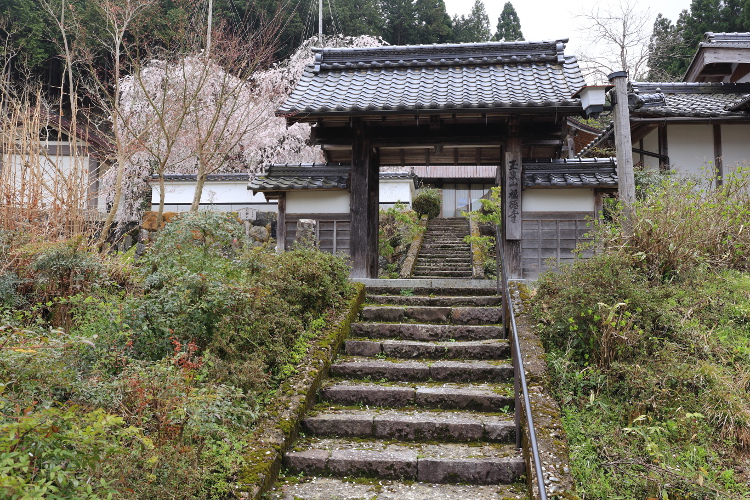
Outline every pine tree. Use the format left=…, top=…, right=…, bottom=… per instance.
left=493, top=2, right=523, bottom=42
left=646, top=13, right=688, bottom=80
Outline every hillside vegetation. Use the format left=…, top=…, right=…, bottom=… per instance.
left=0, top=212, right=352, bottom=499
left=531, top=171, right=750, bottom=499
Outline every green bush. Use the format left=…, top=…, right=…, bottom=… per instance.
left=412, top=189, right=441, bottom=219
left=378, top=204, right=423, bottom=264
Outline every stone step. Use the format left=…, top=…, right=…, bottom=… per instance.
left=350, top=322, right=503, bottom=340
left=360, top=306, right=502, bottom=325
left=267, top=476, right=529, bottom=499
left=344, top=338, right=509, bottom=359
left=319, top=381, right=515, bottom=412
left=365, top=295, right=501, bottom=307
left=330, top=358, right=513, bottom=383
left=413, top=265, right=472, bottom=271
left=302, top=408, right=515, bottom=443
left=411, top=271, right=474, bottom=278
left=284, top=438, right=524, bottom=484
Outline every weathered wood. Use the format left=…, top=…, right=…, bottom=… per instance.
left=658, top=124, right=669, bottom=171
left=349, top=119, right=379, bottom=278
left=713, top=124, right=723, bottom=187
left=504, top=137, right=522, bottom=240
left=87, top=157, right=99, bottom=210
left=608, top=72, right=636, bottom=206
left=277, top=194, right=286, bottom=251
left=731, top=63, right=750, bottom=82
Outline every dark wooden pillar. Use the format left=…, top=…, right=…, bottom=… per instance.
left=713, top=124, right=723, bottom=187
left=503, top=129, right=522, bottom=280
left=277, top=193, right=287, bottom=251
left=658, top=124, right=669, bottom=171
left=350, top=119, right=379, bottom=278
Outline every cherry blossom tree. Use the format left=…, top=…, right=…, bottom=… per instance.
left=116, top=34, right=384, bottom=223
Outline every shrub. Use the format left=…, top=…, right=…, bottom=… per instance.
left=378, top=204, right=423, bottom=263
left=589, top=168, right=750, bottom=280
left=412, top=189, right=441, bottom=219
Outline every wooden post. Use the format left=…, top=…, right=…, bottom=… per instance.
left=277, top=193, right=286, bottom=251
left=713, top=124, right=723, bottom=187
left=350, top=119, right=379, bottom=278
left=503, top=130, right=522, bottom=280
left=608, top=71, right=636, bottom=236
left=658, top=124, right=669, bottom=172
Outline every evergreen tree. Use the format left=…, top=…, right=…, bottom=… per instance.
left=646, top=13, right=688, bottom=80
left=414, top=0, right=453, bottom=44
left=382, top=0, right=418, bottom=45
left=324, top=0, right=385, bottom=39
left=493, top=2, right=524, bottom=42
left=452, top=0, right=491, bottom=42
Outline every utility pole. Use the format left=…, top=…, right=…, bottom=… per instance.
left=608, top=71, right=636, bottom=234
left=207, top=0, right=213, bottom=55
left=319, top=0, right=323, bottom=45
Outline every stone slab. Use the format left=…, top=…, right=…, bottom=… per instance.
left=451, top=307, right=503, bottom=325
left=284, top=449, right=329, bottom=474
left=429, top=361, right=513, bottom=382
left=415, top=387, right=513, bottom=412
left=330, top=360, right=430, bottom=381
left=373, top=414, right=483, bottom=442
left=302, top=414, right=373, bottom=437
left=343, top=340, right=382, bottom=357
left=328, top=449, right=417, bottom=479
left=417, top=457, right=525, bottom=484
left=350, top=323, right=502, bottom=341
left=320, top=384, right=415, bottom=407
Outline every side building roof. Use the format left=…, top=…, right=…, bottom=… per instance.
left=278, top=40, right=586, bottom=121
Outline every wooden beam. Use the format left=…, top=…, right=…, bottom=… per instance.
left=714, top=124, right=723, bottom=187
left=349, top=119, right=379, bottom=278
left=731, top=63, right=750, bottom=83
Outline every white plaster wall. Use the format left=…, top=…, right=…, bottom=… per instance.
left=287, top=190, right=350, bottom=214
left=667, top=124, right=716, bottom=177
left=720, top=124, right=750, bottom=169
left=3, top=152, right=93, bottom=207
left=379, top=180, right=415, bottom=205
left=641, top=128, right=660, bottom=170
left=151, top=181, right=268, bottom=205
left=522, top=188, right=595, bottom=212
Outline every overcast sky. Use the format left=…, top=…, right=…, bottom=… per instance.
left=443, top=0, right=691, bottom=54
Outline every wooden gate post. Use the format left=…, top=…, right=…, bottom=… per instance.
left=503, top=131, right=523, bottom=280
left=350, top=119, right=379, bottom=278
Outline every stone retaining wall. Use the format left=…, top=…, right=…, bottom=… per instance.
left=236, top=284, right=366, bottom=499
left=514, top=303, right=578, bottom=499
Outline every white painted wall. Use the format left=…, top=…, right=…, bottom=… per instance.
left=522, top=188, right=595, bottom=212
left=667, top=124, right=716, bottom=177
left=640, top=128, right=660, bottom=170
left=151, top=180, right=268, bottom=205
left=287, top=190, right=350, bottom=214
left=720, top=124, right=750, bottom=170
left=379, top=180, right=415, bottom=206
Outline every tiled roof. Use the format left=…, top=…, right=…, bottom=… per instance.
left=629, top=82, right=750, bottom=117
left=278, top=41, right=586, bottom=119
left=701, top=32, right=750, bottom=48
left=249, top=164, right=350, bottom=192
left=153, top=173, right=250, bottom=182
left=524, top=158, right=617, bottom=188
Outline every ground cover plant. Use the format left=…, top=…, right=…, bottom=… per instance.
left=530, top=171, right=750, bottom=499
left=0, top=212, right=353, bottom=499
left=378, top=203, right=423, bottom=277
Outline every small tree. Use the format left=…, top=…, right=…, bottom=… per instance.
left=493, top=2, right=524, bottom=42
left=453, top=0, right=492, bottom=43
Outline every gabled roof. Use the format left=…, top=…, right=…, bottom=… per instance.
left=684, top=32, right=750, bottom=83
left=249, top=164, right=350, bottom=192
left=278, top=40, right=586, bottom=121
left=628, top=82, right=750, bottom=118
left=524, top=158, right=617, bottom=188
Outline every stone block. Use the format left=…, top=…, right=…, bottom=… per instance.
left=302, top=414, right=373, bottom=437
left=328, top=450, right=417, bottom=479
left=344, top=340, right=382, bottom=357
left=284, top=449, right=329, bottom=474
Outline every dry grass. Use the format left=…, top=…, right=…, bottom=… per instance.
left=596, top=170, right=750, bottom=278
left=0, top=90, right=98, bottom=242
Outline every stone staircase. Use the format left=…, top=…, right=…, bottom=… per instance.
left=412, top=217, right=473, bottom=279
left=268, top=286, right=527, bottom=500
